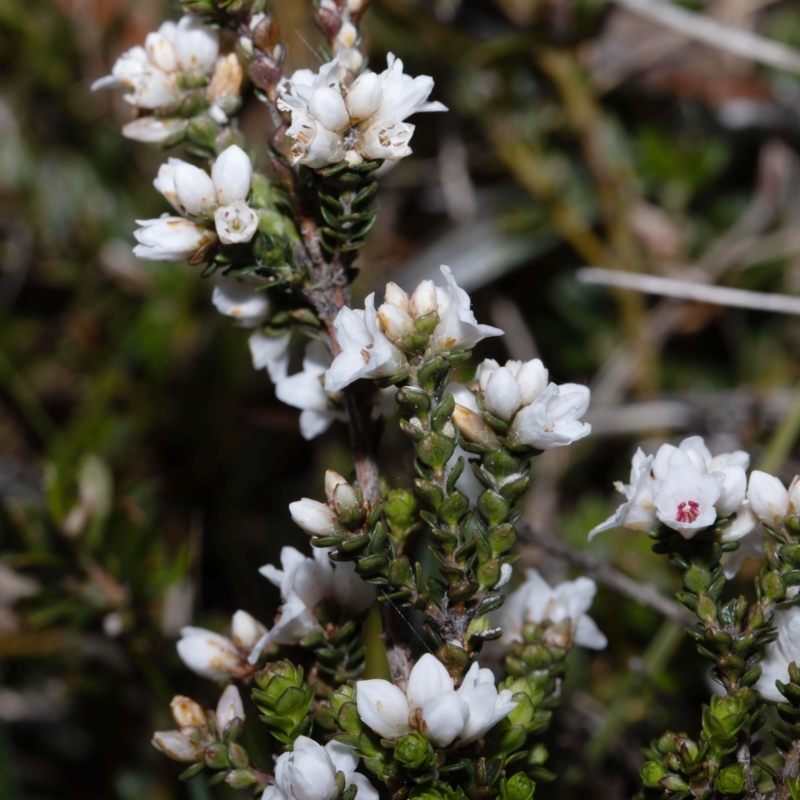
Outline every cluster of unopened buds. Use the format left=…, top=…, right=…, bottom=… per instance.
left=92, top=15, right=242, bottom=144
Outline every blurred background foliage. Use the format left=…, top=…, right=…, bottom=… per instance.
left=3, top=0, right=800, bottom=796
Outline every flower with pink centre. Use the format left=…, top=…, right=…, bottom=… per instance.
left=653, top=449, right=724, bottom=538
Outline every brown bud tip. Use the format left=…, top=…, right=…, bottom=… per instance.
left=253, top=16, right=282, bottom=53
left=249, top=57, right=283, bottom=92
left=452, top=405, right=499, bottom=446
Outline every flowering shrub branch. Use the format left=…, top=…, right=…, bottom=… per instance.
left=93, top=1, right=800, bottom=799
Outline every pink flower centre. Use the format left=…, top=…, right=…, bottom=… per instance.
left=676, top=500, right=700, bottom=523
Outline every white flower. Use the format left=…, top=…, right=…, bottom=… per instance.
left=248, top=330, right=291, bottom=383
left=507, top=382, right=591, bottom=449
left=216, top=684, right=245, bottom=731
left=756, top=605, right=800, bottom=703
left=249, top=546, right=375, bottom=659
left=266, top=737, right=378, bottom=800
left=324, top=294, right=407, bottom=392
left=653, top=448, right=724, bottom=538
left=92, top=16, right=219, bottom=109
left=289, top=499, right=343, bottom=537
left=215, top=200, right=259, bottom=244
left=324, top=267, right=500, bottom=392
left=176, top=626, right=244, bottom=681
left=212, top=275, right=270, bottom=326
left=748, top=470, right=790, bottom=530
left=720, top=503, right=763, bottom=579
left=122, top=117, right=188, bottom=143
left=276, top=341, right=347, bottom=440
left=133, top=216, right=216, bottom=261
left=589, top=449, right=657, bottom=539
left=231, top=610, right=268, bottom=650
left=653, top=437, right=748, bottom=518
left=356, top=654, right=516, bottom=748
left=151, top=729, right=207, bottom=762
left=427, top=266, right=502, bottom=355
left=279, top=54, right=446, bottom=169
left=491, top=569, right=607, bottom=651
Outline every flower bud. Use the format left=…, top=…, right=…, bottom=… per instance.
left=484, top=367, right=523, bottom=421
left=476, top=359, right=500, bottom=392
left=384, top=281, right=410, bottom=312
left=410, top=280, right=437, bottom=318
left=378, top=302, right=415, bottom=341
left=345, top=72, right=382, bottom=122
left=502, top=773, right=536, bottom=800
left=207, top=53, right=244, bottom=106
left=716, top=764, right=746, bottom=795
left=177, top=627, right=242, bottom=681
left=173, top=163, right=217, bottom=218
left=333, top=482, right=361, bottom=517
left=289, top=498, right=340, bottom=536
left=789, top=475, right=800, bottom=516
left=515, top=359, right=548, bottom=405
left=231, top=610, right=267, bottom=649
left=452, top=404, right=498, bottom=447
left=640, top=761, right=668, bottom=789
left=216, top=684, right=245, bottom=731
left=309, top=87, right=351, bottom=133
left=212, top=145, right=252, bottom=206
left=133, top=217, right=217, bottom=262
left=171, top=695, right=207, bottom=728
left=325, top=470, right=349, bottom=502
left=175, top=14, right=219, bottom=74
left=152, top=730, right=205, bottom=762
left=747, top=470, right=790, bottom=529
left=394, top=732, right=436, bottom=769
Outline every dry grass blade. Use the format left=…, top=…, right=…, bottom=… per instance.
left=610, top=0, right=800, bottom=74
left=578, top=267, right=800, bottom=315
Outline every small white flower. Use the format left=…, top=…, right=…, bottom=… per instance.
left=212, top=275, right=270, bottom=326
left=231, top=609, right=268, bottom=650
left=216, top=684, right=245, bottom=731
left=720, top=502, right=763, bottom=579
left=324, top=295, right=407, bottom=392
left=267, top=737, right=378, bottom=800
left=289, top=500, right=343, bottom=537
left=279, top=54, right=446, bottom=169
left=428, top=266, right=503, bottom=355
left=151, top=729, right=206, bottom=762
left=248, top=330, right=291, bottom=383
left=748, top=470, right=790, bottom=530
left=588, top=449, right=657, bottom=539
left=653, top=448, right=723, bottom=538
left=122, top=117, right=188, bottom=143
left=214, top=200, right=259, bottom=244
left=484, top=367, right=523, bottom=421
left=92, top=16, right=219, bottom=109
left=133, top=216, right=216, bottom=261
left=756, top=605, right=800, bottom=703
left=507, top=382, right=591, bottom=450
left=277, top=341, right=346, bottom=440
left=176, top=626, right=244, bottom=681
left=170, top=695, right=207, bottom=728
left=250, top=547, right=375, bottom=657
left=356, top=654, right=515, bottom=748
left=491, top=569, right=607, bottom=651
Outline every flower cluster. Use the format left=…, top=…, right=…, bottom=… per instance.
left=491, top=569, right=607, bottom=654
left=278, top=55, right=446, bottom=169
left=589, top=436, right=751, bottom=540
left=266, top=737, right=377, bottom=800
left=249, top=538, right=375, bottom=661
left=153, top=685, right=244, bottom=763
left=450, top=358, right=591, bottom=450
left=356, top=654, right=517, bottom=748
left=134, top=145, right=258, bottom=262
left=325, top=266, right=502, bottom=392
left=177, top=609, right=267, bottom=681
left=92, top=16, right=242, bottom=142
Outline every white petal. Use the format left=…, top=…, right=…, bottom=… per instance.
left=406, top=653, right=454, bottom=710
left=216, top=684, right=245, bottom=730
left=214, top=200, right=259, bottom=244
left=356, top=680, right=411, bottom=739
left=212, top=145, right=253, bottom=206
left=420, top=691, right=469, bottom=747
left=748, top=471, right=790, bottom=529
left=248, top=330, right=291, bottom=383
left=211, top=275, right=269, bottom=326
left=122, top=117, right=187, bottom=143
left=175, top=15, right=219, bottom=74
left=173, top=162, right=217, bottom=217
left=484, top=367, right=522, bottom=421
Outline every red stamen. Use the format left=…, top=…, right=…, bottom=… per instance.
left=676, top=500, right=700, bottom=523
